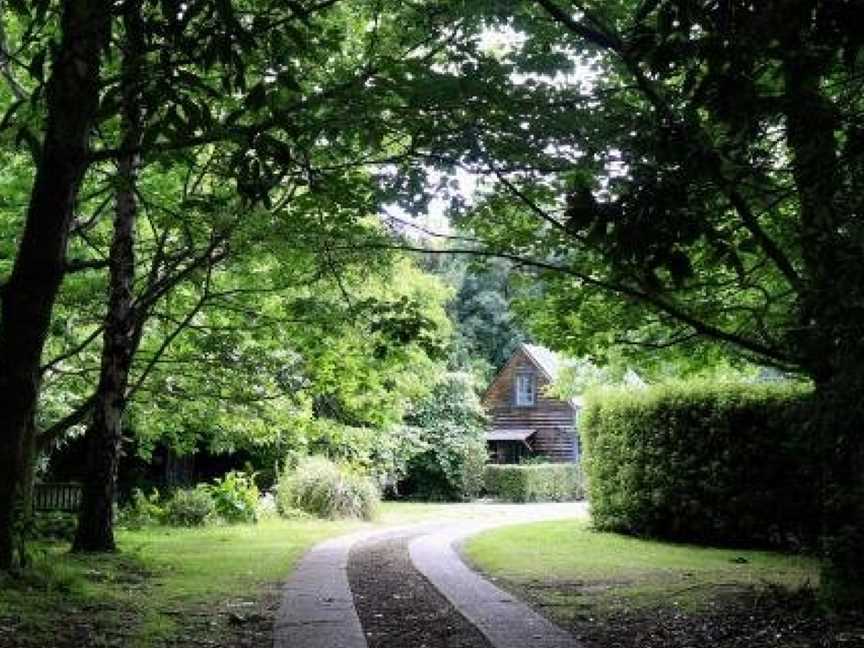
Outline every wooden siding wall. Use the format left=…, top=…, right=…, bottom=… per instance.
left=483, top=349, right=577, bottom=463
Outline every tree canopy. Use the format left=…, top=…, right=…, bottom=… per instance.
left=0, top=0, right=862, bottom=607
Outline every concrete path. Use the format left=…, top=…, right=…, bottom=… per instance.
left=272, top=529, right=369, bottom=648
left=273, top=502, right=588, bottom=648
left=273, top=522, right=443, bottom=648
left=411, top=520, right=578, bottom=648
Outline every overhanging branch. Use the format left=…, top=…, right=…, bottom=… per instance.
left=343, top=240, right=802, bottom=370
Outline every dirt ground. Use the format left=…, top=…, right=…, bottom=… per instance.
left=516, top=580, right=864, bottom=648
left=348, top=534, right=494, bottom=648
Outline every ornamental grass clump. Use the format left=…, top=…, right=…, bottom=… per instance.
left=277, top=455, right=379, bottom=521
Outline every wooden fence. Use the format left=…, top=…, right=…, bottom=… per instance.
left=33, top=482, right=83, bottom=512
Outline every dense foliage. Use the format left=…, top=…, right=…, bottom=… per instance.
left=581, top=381, right=819, bottom=549
left=430, top=255, right=528, bottom=379
left=276, top=455, right=379, bottom=521
left=400, top=373, right=488, bottom=501
left=400, top=0, right=864, bottom=602
left=118, top=488, right=164, bottom=530
left=208, top=471, right=259, bottom=524
left=118, top=470, right=259, bottom=527
left=163, top=487, right=216, bottom=527
left=0, top=0, right=508, bottom=562
left=483, top=463, right=583, bottom=503
left=0, top=0, right=859, bottom=606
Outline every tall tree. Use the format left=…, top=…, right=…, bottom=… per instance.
left=0, top=0, right=111, bottom=569
left=72, top=1, right=145, bottom=552
left=435, top=255, right=527, bottom=376
left=0, top=0, right=495, bottom=559
left=406, top=0, right=864, bottom=605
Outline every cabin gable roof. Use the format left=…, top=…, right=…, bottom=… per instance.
left=481, top=343, right=575, bottom=411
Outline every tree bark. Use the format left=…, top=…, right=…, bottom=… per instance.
left=0, top=0, right=110, bottom=570
left=782, top=21, right=864, bottom=607
left=73, top=2, right=144, bottom=553
left=815, top=376, right=864, bottom=608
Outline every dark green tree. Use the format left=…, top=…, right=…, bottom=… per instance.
left=444, top=256, right=527, bottom=376
left=0, top=0, right=112, bottom=569
left=418, top=0, right=864, bottom=605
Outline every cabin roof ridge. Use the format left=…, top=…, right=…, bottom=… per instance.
left=520, top=342, right=564, bottom=381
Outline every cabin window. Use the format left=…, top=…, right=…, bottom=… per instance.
left=515, top=372, right=536, bottom=407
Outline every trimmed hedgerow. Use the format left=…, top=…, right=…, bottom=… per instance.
left=581, top=380, right=818, bottom=549
left=483, top=463, right=583, bottom=503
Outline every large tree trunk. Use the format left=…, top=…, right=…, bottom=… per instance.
left=73, top=3, right=144, bottom=553
left=815, top=374, right=864, bottom=608
left=0, top=0, right=111, bottom=570
left=782, top=25, right=864, bottom=607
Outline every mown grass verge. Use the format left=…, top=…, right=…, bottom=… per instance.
left=0, top=517, right=364, bottom=647
left=462, top=518, right=819, bottom=618
left=0, top=501, right=507, bottom=647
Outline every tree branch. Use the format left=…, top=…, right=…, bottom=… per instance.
left=64, top=258, right=110, bottom=274
left=37, top=395, right=97, bottom=452
left=126, top=265, right=214, bottom=401
left=344, top=241, right=803, bottom=370
left=40, top=326, right=104, bottom=375
left=534, top=0, right=805, bottom=293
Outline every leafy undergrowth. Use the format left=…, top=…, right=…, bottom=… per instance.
left=0, top=517, right=363, bottom=647
left=464, top=519, right=864, bottom=647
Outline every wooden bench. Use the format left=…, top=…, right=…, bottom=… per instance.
left=33, top=482, right=83, bottom=513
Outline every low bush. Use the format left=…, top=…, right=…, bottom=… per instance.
left=209, top=471, right=259, bottom=524
left=277, top=455, right=379, bottom=521
left=118, top=488, right=164, bottom=529
left=32, top=512, right=78, bottom=542
left=163, top=486, right=216, bottom=527
left=483, top=463, right=584, bottom=502
left=581, top=380, right=818, bottom=549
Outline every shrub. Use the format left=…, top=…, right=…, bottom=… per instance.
left=483, top=463, right=584, bottom=502
left=117, top=488, right=164, bottom=529
left=582, top=380, right=818, bottom=549
left=277, top=455, right=379, bottom=521
left=208, top=471, right=259, bottom=524
left=400, top=372, right=488, bottom=501
left=32, top=512, right=78, bottom=542
left=163, top=486, right=216, bottom=527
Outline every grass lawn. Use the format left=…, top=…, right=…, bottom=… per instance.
left=463, top=518, right=820, bottom=621
left=0, top=516, right=365, bottom=647
left=1, top=502, right=477, bottom=648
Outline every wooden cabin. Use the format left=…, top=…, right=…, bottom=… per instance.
left=482, top=343, right=581, bottom=464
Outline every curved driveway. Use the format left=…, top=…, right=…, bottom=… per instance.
left=273, top=502, right=588, bottom=648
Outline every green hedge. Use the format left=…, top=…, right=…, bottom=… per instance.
left=483, top=463, right=583, bottom=502
left=582, top=381, right=818, bottom=549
